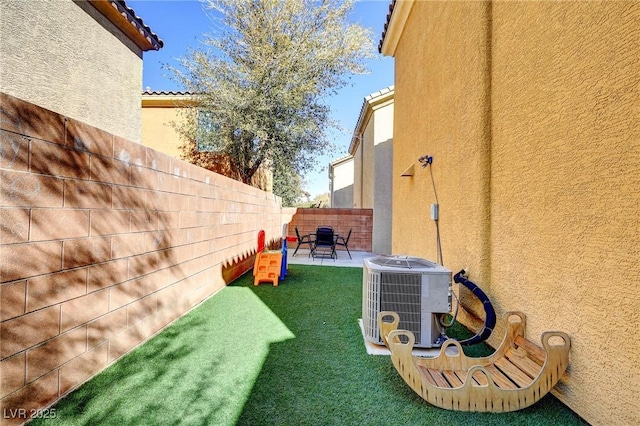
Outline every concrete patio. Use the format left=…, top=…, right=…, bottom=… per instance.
left=287, top=248, right=376, bottom=268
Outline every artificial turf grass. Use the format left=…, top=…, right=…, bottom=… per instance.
left=233, top=265, right=585, bottom=425
left=32, top=286, right=295, bottom=426
left=34, top=264, right=586, bottom=426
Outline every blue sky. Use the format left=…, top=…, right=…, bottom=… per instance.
left=128, top=0, right=394, bottom=199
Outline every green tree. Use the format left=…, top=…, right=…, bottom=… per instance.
left=272, top=163, right=310, bottom=206
left=169, top=0, right=374, bottom=203
left=308, top=192, right=331, bottom=208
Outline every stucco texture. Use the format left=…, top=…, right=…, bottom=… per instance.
left=141, top=101, right=188, bottom=158
left=0, top=0, right=144, bottom=143
left=353, top=90, right=394, bottom=254
left=372, top=100, right=393, bottom=255
left=390, top=1, right=639, bottom=425
left=393, top=1, right=492, bottom=286
left=330, top=157, right=354, bottom=208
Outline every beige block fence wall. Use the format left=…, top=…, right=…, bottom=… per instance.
left=287, top=208, right=373, bottom=253
left=0, top=93, right=294, bottom=424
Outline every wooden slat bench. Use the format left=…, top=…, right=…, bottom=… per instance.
left=378, top=311, right=571, bottom=412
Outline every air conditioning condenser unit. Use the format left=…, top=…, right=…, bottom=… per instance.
left=362, top=255, right=451, bottom=348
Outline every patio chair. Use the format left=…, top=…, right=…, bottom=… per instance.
left=293, top=227, right=314, bottom=256
left=312, top=226, right=336, bottom=260
left=335, top=228, right=352, bottom=259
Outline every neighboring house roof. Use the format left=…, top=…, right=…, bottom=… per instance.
left=348, top=86, right=394, bottom=155
left=141, top=91, right=196, bottom=107
left=89, top=0, right=164, bottom=51
left=143, top=90, right=193, bottom=96
left=330, top=154, right=354, bottom=167
left=378, top=0, right=415, bottom=56
left=329, top=154, right=354, bottom=169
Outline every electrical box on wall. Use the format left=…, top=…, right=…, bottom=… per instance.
left=430, top=203, right=439, bottom=221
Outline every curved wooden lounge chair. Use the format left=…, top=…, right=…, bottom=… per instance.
left=377, top=311, right=571, bottom=412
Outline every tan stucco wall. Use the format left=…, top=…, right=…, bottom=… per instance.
left=141, top=94, right=273, bottom=192
left=0, top=0, right=144, bottom=143
left=392, top=1, right=492, bottom=283
left=372, top=100, right=393, bottom=255
left=351, top=89, right=394, bottom=253
left=329, top=156, right=354, bottom=208
left=352, top=142, right=363, bottom=207
left=361, top=122, right=376, bottom=208
left=141, top=100, right=189, bottom=158
left=389, top=1, right=639, bottom=425
left=373, top=102, right=394, bottom=142
left=489, top=2, right=640, bottom=424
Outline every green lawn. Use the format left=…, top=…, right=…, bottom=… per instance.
left=36, top=265, right=586, bottom=425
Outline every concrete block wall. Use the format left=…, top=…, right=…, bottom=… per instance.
left=0, top=93, right=293, bottom=425
left=288, top=208, right=373, bottom=252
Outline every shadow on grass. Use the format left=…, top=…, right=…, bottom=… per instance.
left=31, top=286, right=294, bottom=426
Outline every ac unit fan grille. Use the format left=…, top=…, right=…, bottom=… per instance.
left=368, top=256, right=437, bottom=269
left=380, top=272, right=421, bottom=343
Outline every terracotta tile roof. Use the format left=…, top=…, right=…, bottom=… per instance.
left=378, top=0, right=396, bottom=53
left=142, top=90, right=193, bottom=96
left=119, top=0, right=163, bottom=47
left=89, top=0, right=164, bottom=51
left=141, top=91, right=196, bottom=107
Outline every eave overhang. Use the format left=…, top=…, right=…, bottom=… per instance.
left=378, top=0, right=415, bottom=57
left=89, top=0, right=164, bottom=51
